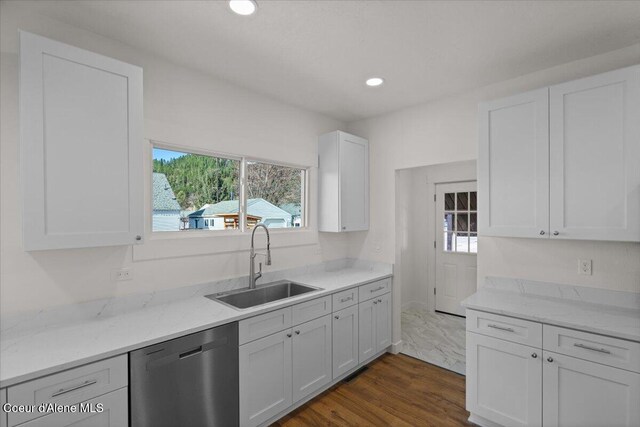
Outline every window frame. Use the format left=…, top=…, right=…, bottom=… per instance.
left=150, top=141, right=309, bottom=237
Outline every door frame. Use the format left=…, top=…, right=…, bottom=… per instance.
left=423, top=161, right=477, bottom=314
left=434, top=180, right=478, bottom=316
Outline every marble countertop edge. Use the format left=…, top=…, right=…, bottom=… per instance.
left=462, top=288, right=640, bottom=343
left=0, top=268, right=392, bottom=388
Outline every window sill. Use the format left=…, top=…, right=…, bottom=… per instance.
left=133, top=228, right=317, bottom=261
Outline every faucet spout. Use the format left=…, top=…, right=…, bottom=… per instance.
left=250, top=223, right=271, bottom=289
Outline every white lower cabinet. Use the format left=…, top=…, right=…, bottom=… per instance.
left=239, top=278, right=393, bottom=426
left=466, top=332, right=542, bottom=427
left=466, top=309, right=640, bottom=427
left=1, top=389, right=7, bottom=427
left=13, top=388, right=128, bottom=427
left=239, top=315, right=332, bottom=427
left=332, top=305, right=359, bottom=378
left=358, top=292, right=391, bottom=363
left=292, top=315, right=332, bottom=402
left=543, top=351, right=640, bottom=427
left=239, top=329, right=293, bottom=427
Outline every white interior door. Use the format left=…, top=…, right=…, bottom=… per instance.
left=435, top=182, right=477, bottom=316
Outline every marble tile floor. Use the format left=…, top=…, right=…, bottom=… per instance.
left=401, top=307, right=467, bottom=375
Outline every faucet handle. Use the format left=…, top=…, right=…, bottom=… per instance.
left=259, top=262, right=262, bottom=274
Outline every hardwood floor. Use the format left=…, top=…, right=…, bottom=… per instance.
left=271, top=353, right=473, bottom=427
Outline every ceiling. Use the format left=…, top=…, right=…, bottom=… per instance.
left=14, top=0, right=640, bottom=122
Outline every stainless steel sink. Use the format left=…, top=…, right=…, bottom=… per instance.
left=206, top=280, right=322, bottom=310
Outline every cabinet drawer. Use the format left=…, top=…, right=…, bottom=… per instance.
left=332, top=288, right=358, bottom=311
left=466, top=310, right=542, bottom=348
left=7, top=355, right=127, bottom=426
left=359, top=278, right=391, bottom=302
left=239, top=307, right=292, bottom=345
left=543, top=325, right=640, bottom=373
left=291, top=296, right=332, bottom=325
left=13, top=387, right=128, bottom=427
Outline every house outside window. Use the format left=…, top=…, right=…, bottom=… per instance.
left=152, top=146, right=306, bottom=233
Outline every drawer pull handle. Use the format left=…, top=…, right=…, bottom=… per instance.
left=487, top=324, right=515, bottom=333
left=574, top=343, right=611, bottom=354
left=340, top=297, right=353, bottom=303
left=51, top=379, right=98, bottom=397
left=370, top=286, right=385, bottom=293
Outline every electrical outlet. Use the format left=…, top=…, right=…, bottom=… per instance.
left=578, top=259, right=592, bottom=276
left=112, top=268, right=133, bottom=281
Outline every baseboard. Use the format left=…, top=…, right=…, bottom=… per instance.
left=401, top=301, right=428, bottom=311
left=390, top=340, right=403, bottom=354
left=468, top=413, right=503, bottom=427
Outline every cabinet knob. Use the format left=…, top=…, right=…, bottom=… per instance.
left=295, top=330, right=300, bottom=335
left=373, top=301, right=378, bottom=305
left=547, top=356, right=554, bottom=363
left=531, top=353, right=537, bottom=358
left=539, top=230, right=545, bottom=235
left=378, top=299, right=382, bottom=303
left=135, top=235, right=142, bottom=241
left=334, top=315, right=340, bottom=320
left=553, top=231, right=559, bottom=236
left=286, top=333, right=292, bottom=338
left=342, top=226, right=346, bottom=230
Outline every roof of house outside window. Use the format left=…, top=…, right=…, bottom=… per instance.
left=189, top=198, right=291, bottom=223
left=152, top=172, right=181, bottom=211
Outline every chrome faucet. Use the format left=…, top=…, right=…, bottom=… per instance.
left=249, top=223, right=271, bottom=289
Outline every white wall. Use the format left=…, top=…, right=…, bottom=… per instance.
left=0, top=3, right=348, bottom=316
left=348, top=44, right=640, bottom=298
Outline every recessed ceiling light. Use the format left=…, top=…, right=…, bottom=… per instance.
left=229, top=0, right=257, bottom=16
left=366, top=77, right=385, bottom=87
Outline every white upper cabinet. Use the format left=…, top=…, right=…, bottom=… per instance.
left=20, top=31, right=144, bottom=250
left=479, top=65, right=640, bottom=242
left=549, top=67, right=640, bottom=241
left=318, top=131, right=369, bottom=232
left=478, top=88, right=549, bottom=238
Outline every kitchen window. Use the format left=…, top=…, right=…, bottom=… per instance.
left=152, top=145, right=306, bottom=233
left=443, top=191, right=477, bottom=253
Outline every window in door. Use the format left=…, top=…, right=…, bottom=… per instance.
left=443, top=191, right=477, bottom=253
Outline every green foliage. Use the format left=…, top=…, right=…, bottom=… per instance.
left=153, top=155, right=302, bottom=211
left=153, top=155, right=239, bottom=209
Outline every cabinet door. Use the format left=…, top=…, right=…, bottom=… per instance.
left=292, top=315, right=332, bottom=403
left=374, top=293, right=391, bottom=353
left=478, top=88, right=549, bottom=238
left=339, top=132, right=369, bottom=231
left=358, top=299, right=376, bottom=363
left=20, top=31, right=143, bottom=250
left=549, top=66, right=640, bottom=241
left=543, top=351, right=640, bottom=427
left=466, top=332, right=542, bottom=427
left=15, top=387, right=128, bottom=427
left=332, top=305, right=359, bottom=379
left=1, top=389, right=6, bottom=427
left=239, top=330, right=292, bottom=427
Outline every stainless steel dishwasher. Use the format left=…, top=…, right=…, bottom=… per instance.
left=130, top=323, right=238, bottom=427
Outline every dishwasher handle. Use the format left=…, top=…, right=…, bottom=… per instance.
left=145, top=337, right=229, bottom=371
left=179, top=346, right=202, bottom=359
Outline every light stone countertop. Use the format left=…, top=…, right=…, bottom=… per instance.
left=0, top=264, right=392, bottom=388
left=462, top=281, right=640, bottom=343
